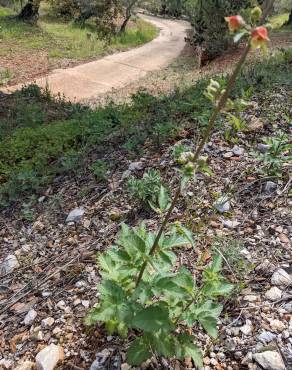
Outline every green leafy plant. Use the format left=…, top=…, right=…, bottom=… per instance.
left=127, top=169, right=170, bottom=212
left=172, top=143, right=191, bottom=161
left=87, top=7, right=271, bottom=367
left=255, top=131, right=291, bottom=176
left=20, top=195, right=37, bottom=221
left=90, top=159, right=108, bottom=181
left=86, top=223, right=232, bottom=366
left=153, top=121, right=179, bottom=146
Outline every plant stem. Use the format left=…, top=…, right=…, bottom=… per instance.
left=136, top=42, right=251, bottom=287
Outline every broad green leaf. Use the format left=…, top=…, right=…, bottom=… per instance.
left=158, top=185, right=171, bottom=211
left=151, top=332, right=176, bottom=357
left=85, top=305, right=115, bottom=324
left=99, top=280, right=126, bottom=304
left=155, top=275, right=187, bottom=296
left=132, top=304, right=174, bottom=332
left=208, top=281, right=233, bottom=296
left=158, top=250, right=177, bottom=266
left=177, top=334, right=203, bottom=369
left=118, top=227, right=147, bottom=255
left=184, top=342, right=203, bottom=368
left=180, top=225, right=195, bottom=247
left=198, top=316, right=218, bottom=338
left=194, top=301, right=223, bottom=318
left=98, top=253, right=115, bottom=274
left=162, top=234, right=191, bottom=250
left=107, top=248, right=131, bottom=263
left=132, top=282, right=154, bottom=304
left=126, top=337, right=151, bottom=366
left=117, top=322, right=128, bottom=338
left=105, top=319, right=118, bottom=335
left=173, top=267, right=195, bottom=293
left=210, top=254, right=223, bottom=273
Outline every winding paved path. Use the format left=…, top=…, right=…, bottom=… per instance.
left=6, top=15, right=188, bottom=101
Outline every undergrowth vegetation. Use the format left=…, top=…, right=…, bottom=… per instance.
left=0, top=48, right=292, bottom=207
left=0, top=6, right=158, bottom=60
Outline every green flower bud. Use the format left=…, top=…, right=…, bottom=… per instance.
left=178, top=151, right=194, bottom=164
left=184, top=162, right=195, bottom=176
left=251, top=6, right=262, bottom=22
left=210, top=79, right=220, bottom=89
left=198, top=155, right=208, bottom=166
left=207, top=86, right=218, bottom=94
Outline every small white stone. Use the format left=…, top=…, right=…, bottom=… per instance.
left=257, top=143, right=271, bottom=153
left=0, top=254, right=19, bottom=275
left=223, top=219, right=240, bottom=229
left=0, top=359, right=12, bottom=369
left=56, top=300, right=66, bottom=309
left=15, top=361, right=35, bottom=370
left=253, top=351, right=285, bottom=370
left=81, top=300, right=90, bottom=308
left=24, top=309, right=37, bottom=326
left=215, top=196, right=230, bottom=213
left=265, top=287, right=282, bottom=301
left=264, top=181, right=277, bottom=193
left=257, top=331, right=277, bottom=343
left=203, top=357, right=211, bottom=365
left=271, top=268, right=292, bottom=287
left=121, top=365, right=131, bottom=370
left=128, top=161, right=143, bottom=171
left=210, top=358, right=218, bottom=366
left=52, top=327, right=62, bottom=335
left=232, top=145, right=244, bottom=156
left=36, top=344, right=64, bottom=370
left=240, top=324, right=253, bottom=336
left=223, top=151, right=233, bottom=159
left=282, top=330, right=290, bottom=339
left=73, top=299, right=81, bottom=306
left=243, top=294, right=259, bottom=303
left=41, top=317, right=55, bottom=327
left=66, top=208, right=85, bottom=223
left=269, top=319, right=285, bottom=333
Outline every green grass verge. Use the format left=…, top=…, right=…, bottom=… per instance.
left=0, top=49, right=292, bottom=206
left=0, top=7, right=158, bottom=59
left=269, top=12, right=289, bottom=29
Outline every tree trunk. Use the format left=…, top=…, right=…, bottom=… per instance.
left=161, top=0, right=166, bottom=15
left=18, top=0, right=40, bottom=21
left=288, top=9, right=292, bottom=24
left=119, top=0, right=137, bottom=33
left=120, top=12, right=131, bottom=33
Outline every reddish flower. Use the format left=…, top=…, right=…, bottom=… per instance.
left=251, top=26, right=269, bottom=48
left=225, top=15, right=245, bottom=32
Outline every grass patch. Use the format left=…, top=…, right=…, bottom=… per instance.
left=0, top=6, right=158, bottom=59
left=269, top=12, right=289, bottom=29
left=0, top=48, right=291, bottom=206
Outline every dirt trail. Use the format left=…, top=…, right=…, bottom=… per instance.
left=4, top=15, right=189, bottom=102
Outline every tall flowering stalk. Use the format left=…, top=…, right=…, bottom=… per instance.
left=136, top=9, right=270, bottom=287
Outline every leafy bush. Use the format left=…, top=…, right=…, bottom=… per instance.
left=90, top=159, right=108, bottom=181
left=127, top=169, right=165, bottom=206
left=255, top=132, right=292, bottom=176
